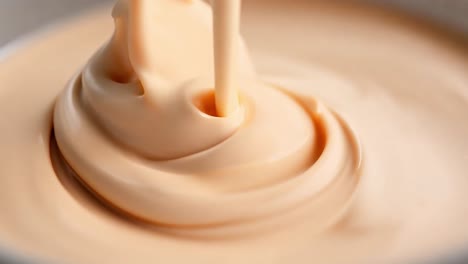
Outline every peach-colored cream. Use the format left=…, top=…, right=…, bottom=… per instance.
left=0, top=1, right=468, bottom=264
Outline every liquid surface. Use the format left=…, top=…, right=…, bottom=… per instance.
left=0, top=1, right=467, bottom=264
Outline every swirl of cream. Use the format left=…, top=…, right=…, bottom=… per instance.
left=53, top=0, right=361, bottom=235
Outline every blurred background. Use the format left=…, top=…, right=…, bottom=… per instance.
left=0, top=0, right=111, bottom=46
left=0, top=0, right=467, bottom=47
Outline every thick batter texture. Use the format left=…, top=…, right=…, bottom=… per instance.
left=0, top=1, right=467, bottom=264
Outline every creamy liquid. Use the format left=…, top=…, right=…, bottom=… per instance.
left=212, top=0, right=241, bottom=116
left=0, top=1, right=468, bottom=264
left=54, top=0, right=359, bottom=233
